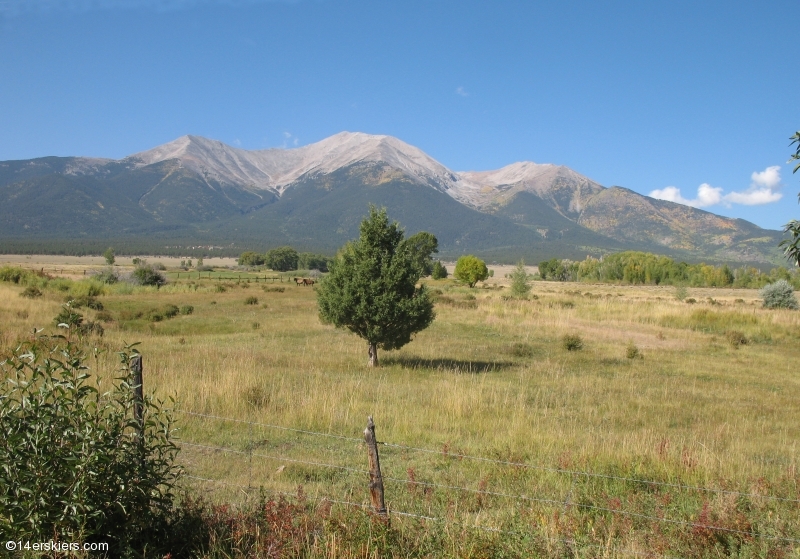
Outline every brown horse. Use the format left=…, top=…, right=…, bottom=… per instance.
left=302, top=278, right=315, bottom=286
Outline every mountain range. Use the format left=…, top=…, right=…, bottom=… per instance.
left=0, top=132, right=787, bottom=264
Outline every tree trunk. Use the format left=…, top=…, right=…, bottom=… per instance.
left=368, top=343, right=378, bottom=367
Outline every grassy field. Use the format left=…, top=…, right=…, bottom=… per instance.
left=2, top=262, right=799, bottom=557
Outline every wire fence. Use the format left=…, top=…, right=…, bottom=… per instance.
left=174, top=408, right=800, bottom=551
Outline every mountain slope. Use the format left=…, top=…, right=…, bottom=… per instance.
left=0, top=133, right=787, bottom=264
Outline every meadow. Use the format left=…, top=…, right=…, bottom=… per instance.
left=1, top=261, right=799, bottom=558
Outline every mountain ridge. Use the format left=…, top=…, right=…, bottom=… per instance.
left=0, top=133, right=787, bottom=265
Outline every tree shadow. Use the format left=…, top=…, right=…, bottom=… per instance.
left=382, top=355, right=515, bottom=374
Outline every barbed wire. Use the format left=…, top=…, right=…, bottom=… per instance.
left=380, top=476, right=800, bottom=544
left=179, top=440, right=369, bottom=475
left=175, top=409, right=364, bottom=443
left=175, top=407, right=800, bottom=505
left=179, top=440, right=800, bottom=544
left=184, top=474, right=668, bottom=558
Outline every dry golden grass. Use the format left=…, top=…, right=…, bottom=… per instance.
left=3, top=271, right=800, bottom=554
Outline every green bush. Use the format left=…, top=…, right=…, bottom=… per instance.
left=94, top=267, right=119, bottom=284
left=180, top=305, right=194, bottom=315
left=132, top=264, right=167, bottom=287
left=163, top=304, right=180, bottom=319
left=431, top=260, right=448, bottom=279
left=20, top=286, right=42, bottom=299
left=760, top=280, right=799, bottom=310
left=562, top=333, right=584, bottom=351
left=67, top=295, right=104, bottom=311
left=53, top=304, right=83, bottom=329
left=245, top=296, right=259, bottom=305
left=626, top=342, right=641, bottom=359
left=0, top=341, right=182, bottom=554
left=454, top=255, right=488, bottom=288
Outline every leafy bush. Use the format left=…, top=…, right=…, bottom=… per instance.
left=0, top=341, right=182, bottom=554
left=562, top=334, right=584, bottom=351
left=95, top=311, right=114, bottom=323
left=196, top=265, right=214, bottom=272
left=674, top=284, right=688, bottom=301
left=94, top=267, right=119, bottom=284
left=180, top=305, right=194, bottom=315
left=760, top=280, right=799, bottom=310
left=163, top=304, right=180, bottom=319
left=132, top=264, right=167, bottom=287
left=238, top=251, right=266, bottom=266
left=245, top=296, right=259, bottom=305
left=214, top=284, right=227, bottom=293
left=20, top=286, right=42, bottom=298
left=726, top=330, right=748, bottom=348
left=685, top=298, right=697, bottom=304
left=626, top=342, right=641, bottom=359
left=68, top=295, right=104, bottom=310
left=262, top=286, right=285, bottom=293
left=431, top=260, right=448, bottom=279
left=53, top=304, right=83, bottom=329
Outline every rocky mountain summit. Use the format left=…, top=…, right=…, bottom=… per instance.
left=0, top=132, right=786, bottom=263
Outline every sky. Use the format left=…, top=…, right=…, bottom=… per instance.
left=1, top=0, right=798, bottom=230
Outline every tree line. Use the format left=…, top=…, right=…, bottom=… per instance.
left=538, top=251, right=800, bottom=289
left=238, top=247, right=333, bottom=272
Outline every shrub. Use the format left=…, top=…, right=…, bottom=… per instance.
left=132, top=264, right=167, bottom=287
left=245, top=296, right=259, bottom=305
left=78, top=320, right=104, bottom=337
left=626, top=342, right=641, bottom=359
left=760, top=280, right=799, bottom=310
left=431, top=260, right=448, bottom=280
left=214, top=284, right=227, bottom=293
left=562, top=334, right=584, bottom=351
left=726, top=330, right=748, bottom=348
left=95, top=311, right=114, bottom=323
left=197, top=265, right=214, bottom=272
left=685, top=298, right=697, bottom=304
left=0, top=341, right=182, bottom=554
left=508, top=342, right=534, bottom=358
left=262, top=286, right=285, bottom=293
left=68, top=295, right=104, bottom=310
left=94, top=267, right=119, bottom=284
left=163, top=304, right=180, bottom=319
left=20, top=286, right=42, bottom=299
left=180, top=305, right=194, bottom=315
left=153, top=262, right=167, bottom=271
left=674, top=284, right=688, bottom=301
left=53, top=304, right=83, bottom=329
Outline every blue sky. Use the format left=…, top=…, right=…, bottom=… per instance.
left=1, top=0, right=798, bottom=230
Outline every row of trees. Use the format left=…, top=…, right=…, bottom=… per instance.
left=539, top=252, right=800, bottom=288
left=238, top=248, right=332, bottom=272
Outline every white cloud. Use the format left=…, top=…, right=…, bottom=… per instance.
left=455, top=86, right=468, bottom=97
left=649, top=165, right=784, bottom=208
left=649, top=183, right=722, bottom=208
left=724, top=165, right=783, bottom=205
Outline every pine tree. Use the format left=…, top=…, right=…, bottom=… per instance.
left=509, top=259, right=531, bottom=298
left=317, top=207, right=436, bottom=366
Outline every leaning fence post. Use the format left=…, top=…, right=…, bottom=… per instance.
left=130, top=354, right=144, bottom=441
left=364, top=416, right=387, bottom=519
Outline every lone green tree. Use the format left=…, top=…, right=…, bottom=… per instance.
left=509, top=259, right=531, bottom=298
left=780, top=131, right=800, bottom=266
left=454, top=255, right=488, bottom=288
left=103, top=247, right=115, bottom=266
left=404, top=231, right=439, bottom=276
left=317, top=207, right=436, bottom=367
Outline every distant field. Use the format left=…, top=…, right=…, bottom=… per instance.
left=1, top=270, right=798, bottom=557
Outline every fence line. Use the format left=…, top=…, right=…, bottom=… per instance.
left=180, top=440, right=800, bottom=545
left=179, top=441, right=370, bottom=476
left=176, top=408, right=800, bottom=505
left=184, top=474, right=670, bottom=559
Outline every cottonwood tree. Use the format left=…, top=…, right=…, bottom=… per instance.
left=317, top=207, right=435, bottom=367
left=780, top=131, right=800, bottom=266
left=454, top=255, right=488, bottom=287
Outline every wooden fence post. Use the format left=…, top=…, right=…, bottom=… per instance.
left=364, top=416, right=387, bottom=519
